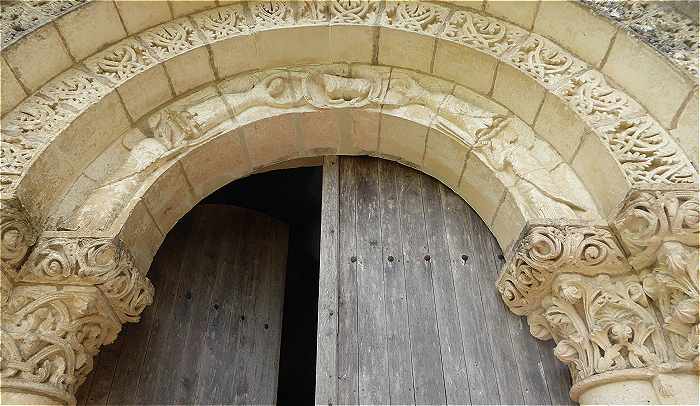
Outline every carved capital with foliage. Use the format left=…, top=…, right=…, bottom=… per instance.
left=496, top=222, right=630, bottom=316
left=17, top=237, right=154, bottom=323
left=1, top=284, right=121, bottom=404
left=0, top=198, right=36, bottom=274
left=613, top=187, right=699, bottom=362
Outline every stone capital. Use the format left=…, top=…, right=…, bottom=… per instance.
left=496, top=221, right=631, bottom=316
left=1, top=283, right=121, bottom=404
left=1, top=197, right=37, bottom=273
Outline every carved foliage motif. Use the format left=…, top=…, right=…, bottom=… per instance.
left=251, top=1, right=294, bottom=28
left=530, top=273, right=667, bottom=382
left=509, top=35, right=588, bottom=89
left=599, top=117, right=697, bottom=184
left=0, top=198, right=36, bottom=272
left=84, top=38, right=157, bottom=85
left=441, top=10, right=526, bottom=56
left=193, top=4, right=251, bottom=41
left=1, top=284, right=120, bottom=402
left=497, top=225, right=628, bottom=316
left=614, top=189, right=699, bottom=361
left=140, top=18, right=203, bottom=60
left=19, top=238, right=154, bottom=323
left=329, top=0, right=379, bottom=24
left=0, top=0, right=89, bottom=49
left=381, top=1, right=448, bottom=34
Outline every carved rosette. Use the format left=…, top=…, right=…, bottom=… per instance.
left=18, top=237, right=154, bottom=323
left=613, top=188, right=700, bottom=362
left=496, top=223, right=630, bottom=316
left=1, top=284, right=120, bottom=404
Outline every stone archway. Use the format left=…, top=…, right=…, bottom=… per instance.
left=1, top=1, right=698, bottom=405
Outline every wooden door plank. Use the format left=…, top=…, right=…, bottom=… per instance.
left=84, top=334, right=124, bottom=405
left=316, top=156, right=340, bottom=406
left=260, top=219, right=289, bottom=404
left=192, top=209, right=243, bottom=405
left=221, top=211, right=259, bottom=403
left=170, top=208, right=224, bottom=405
left=232, top=212, right=272, bottom=404
left=336, top=157, right=360, bottom=405
left=378, top=159, right=415, bottom=405
left=125, top=215, right=193, bottom=405
left=397, top=164, right=446, bottom=405
left=420, top=176, right=470, bottom=405
left=466, top=207, right=525, bottom=404
left=440, top=187, right=500, bottom=405
left=354, top=158, right=390, bottom=404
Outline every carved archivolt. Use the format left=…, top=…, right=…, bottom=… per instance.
left=1, top=1, right=696, bottom=197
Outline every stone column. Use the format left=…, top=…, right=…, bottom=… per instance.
left=497, top=189, right=700, bottom=405
left=0, top=201, right=154, bottom=405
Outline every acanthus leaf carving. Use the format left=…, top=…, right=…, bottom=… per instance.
left=250, top=1, right=295, bottom=28
left=19, top=237, right=154, bottom=324
left=193, top=4, right=251, bottom=42
left=1, top=284, right=120, bottom=403
left=139, top=18, right=203, bottom=60
left=509, top=34, right=588, bottom=89
left=328, top=0, right=379, bottom=24
left=613, top=188, right=699, bottom=361
left=497, top=224, right=629, bottom=316
left=535, top=273, right=668, bottom=383
left=84, top=38, right=157, bottom=86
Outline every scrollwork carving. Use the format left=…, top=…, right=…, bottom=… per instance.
left=0, top=284, right=120, bottom=403
left=0, top=198, right=36, bottom=273
left=497, top=224, right=629, bottom=316
left=18, top=238, right=154, bottom=324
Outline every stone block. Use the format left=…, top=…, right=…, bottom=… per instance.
left=208, top=35, right=257, bottom=79
left=142, top=162, right=197, bottom=234
left=117, top=66, right=174, bottom=120
left=433, top=40, right=498, bottom=94
left=3, top=24, right=72, bottom=92
left=55, top=92, right=131, bottom=175
left=602, top=33, right=693, bottom=128
left=55, top=1, right=126, bottom=61
left=571, top=130, right=630, bottom=215
left=1, top=57, right=27, bottom=114
left=298, top=110, right=341, bottom=155
left=378, top=27, right=435, bottom=73
left=254, top=25, right=331, bottom=69
left=490, top=191, right=526, bottom=252
left=117, top=200, right=163, bottom=273
left=423, top=129, right=468, bottom=188
left=534, top=1, right=616, bottom=66
left=458, top=153, right=506, bottom=224
left=670, top=89, right=699, bottom=169
left=164, top=47, right=216, bottom=95
left=534, top=93, right=586, bottom=163
left=180, top=129, right=252, bottom=198
left=244, top=113, right=300, bottom=168
left=379, top=113, right=429, bottom=167
left=169, top=0, right=217, bottom=18
left=115, top=0, right=173, bottom=35
left=337, top=108, right=381, bottom=154
left=492, top=63, right=546, bottom=124
left=330, top=25, right=376, bottom=64
left=485, top=0, right=538, bottom=29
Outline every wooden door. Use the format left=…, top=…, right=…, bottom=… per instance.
left=316, top=156, right=573, bottom=405
left=77, top=204, right=288, bottom=405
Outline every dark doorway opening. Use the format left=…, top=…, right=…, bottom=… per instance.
left=203, top=165, right=322, bottom=405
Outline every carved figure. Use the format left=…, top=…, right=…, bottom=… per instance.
left=474, top=126, right=586, bottom=218
left=61, top=109, right=203, bottom=231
